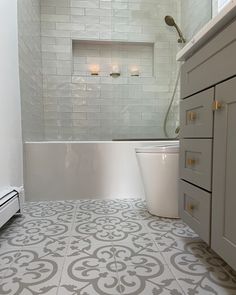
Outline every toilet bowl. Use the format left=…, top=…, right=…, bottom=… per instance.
left=136, top=142, right=179, bottom=218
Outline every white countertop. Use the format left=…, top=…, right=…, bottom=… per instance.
left=177, top=0, right=236, bottom=61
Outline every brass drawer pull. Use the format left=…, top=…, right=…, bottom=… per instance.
left=187, top=203, right=195, bottom=212
left=187, top=111, right=197, bottom=121
left=212, top=100, right=222, bottom=111
left=187, top=158, right=196, bottom=166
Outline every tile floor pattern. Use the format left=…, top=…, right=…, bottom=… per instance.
left=0, top=199, right=236, bottom=295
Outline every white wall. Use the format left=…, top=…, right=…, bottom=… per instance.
left=0, top=0, right=23, bottom=192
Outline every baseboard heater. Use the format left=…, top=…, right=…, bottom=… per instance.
left=0, top=189, right=23, bottom=228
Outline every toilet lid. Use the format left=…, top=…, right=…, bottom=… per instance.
left=135, top=144, right=179, bottom=154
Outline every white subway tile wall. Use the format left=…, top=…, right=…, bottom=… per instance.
left=18, top=0, right=44, bottom=141
left=41, top=0, right=181, bottom=140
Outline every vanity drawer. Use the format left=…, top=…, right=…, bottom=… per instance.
left=181, top=20, right=236, bottom=98
left=180, top=139, right=212, bottom=191
left=180, top=88, right=214, bottom=138
left=179, top=180, right=211, bottom=244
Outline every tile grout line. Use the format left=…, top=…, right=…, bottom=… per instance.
left=138, top=215, right=189, bottom=295
left=107, top=199, right=138, bottom=294
left=55, top=203, right=78, bottom=295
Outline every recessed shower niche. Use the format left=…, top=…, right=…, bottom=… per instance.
left=72, top=40, right=154, bottom=78
left=68, top=40, right=173, bottom=140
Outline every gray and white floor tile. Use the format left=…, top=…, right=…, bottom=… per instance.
left=0, top=199, right=236, bottom=294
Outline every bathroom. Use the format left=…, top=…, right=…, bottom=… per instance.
left=1, top=0, right=236, bottom=294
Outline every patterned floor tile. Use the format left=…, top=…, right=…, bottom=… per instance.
left=72, top=215, right=117, bottom=241
left=22, top=201, right=76, bottom=219
left=131, top=198, right=147, bottom=210
left=22, top=235, right=71, bottom=259
left=58, top=250, right=120, bottom=295
left=58, top=266, right=121, bottom=295
left=146, top=218, right=198, bottom=238
left=0, top=250, right=22, bottom=283
left=112, top=241, right=165, bottom=267
left=74, top=209, right=95, bottom=223
left=116, top=209, right=140, bottom=220
left=117, top=264, right=184, bottom=295
left=0, top=199, right=236, bottom=295
left=0, top=225, right=24, bottom=253
left=66, top=235, right=114, bottom=260
left=2, top=218, right=71, bottom=248
left=221, top=264, right=236, bottom=281
left=161, top=238, right=236, bottom=295
left=0, top=249, right=62, bottom=295
left=76, top=199, right=132, bottom=215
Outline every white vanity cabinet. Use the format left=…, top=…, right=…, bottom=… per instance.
left=179, top=16, right=236, bottom=270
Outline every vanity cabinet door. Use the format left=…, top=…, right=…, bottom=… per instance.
left=212, top=76, right=236, bottom=270
left=180, top=139, right=212, bottom=191
left=180, top=88, right=214, bottom=138
left=179, top=180, right=211, bottom=244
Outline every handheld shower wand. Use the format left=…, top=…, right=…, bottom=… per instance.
left=164, top=15, right=186, bottom=43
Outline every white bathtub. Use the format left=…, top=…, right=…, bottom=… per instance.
left=24, top=140, right=178, bottom=201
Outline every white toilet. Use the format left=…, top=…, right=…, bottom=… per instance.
left=136, top=141, right=179, bottom=218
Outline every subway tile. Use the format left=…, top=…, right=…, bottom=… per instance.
left=114, top=24, right=142, bottom=33
left=71, top=31, right=99, bottom=39
left=70, top=7, right=85, bottom=15
left=42, top=66, right=57, bottom=75
left=56, top=7, right=71, bottom=15
left=73, top=105, right=100, bottom=112
left=112, top=2, right=128, bottom=9
left=71, top=15, right=100, bottom=23
left=100, top=1, right=112, bottom=9
left=41, top=29, right=71, bottom=37
left=42, top=44, right=71, bottom=53
left=45, top=75, right=71, bottom=84
left=71, top=0, right=99, bottom=9
left=85, top=8, right=112, bottom=16
left=56, top=52, right=72, bottom=60
left=86, top=24, right=111, bottom=32
left=41, top=14, right=70, bottom=22
left=41, top=6, right=56, bottom=14
left=41, top=21, right=56, bottom=30
left=41, top=0, right=70, bottom=7
left=41, top=36, right=56, bottom=45
left=71, top=112, right=87, bottom=119
left=38, top=0, right=180, bottom=140
left=56, top=37, right=71, bottom=45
